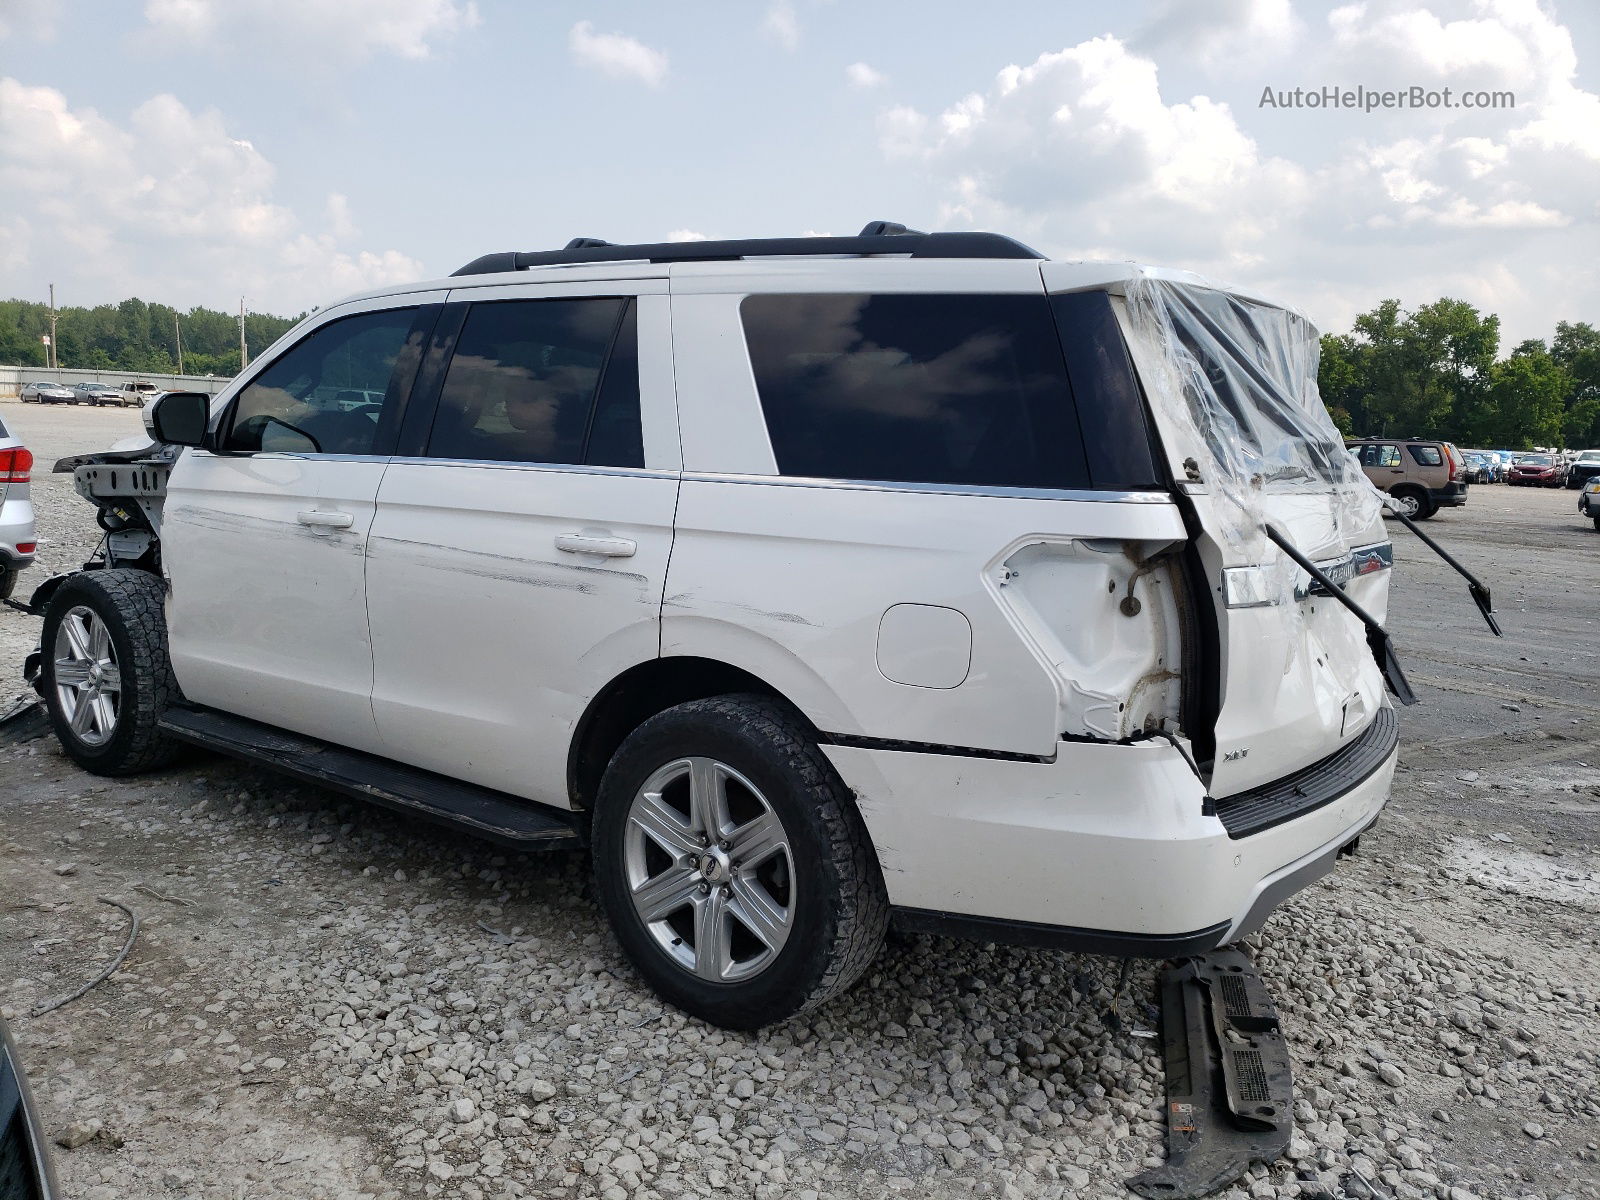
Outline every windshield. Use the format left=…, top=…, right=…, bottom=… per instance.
left=1522, top=455, right=1553, bottom=466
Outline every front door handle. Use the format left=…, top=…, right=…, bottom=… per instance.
left=555, top=533, right=636, bottom=558
left=297, top=510, right=354, bottom=529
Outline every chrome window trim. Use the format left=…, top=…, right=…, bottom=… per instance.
left=389, top=456, right=676, bottom=481
left=679, top=471, right=1175, bottom=504
left=183, top=451, right=674, bottom=480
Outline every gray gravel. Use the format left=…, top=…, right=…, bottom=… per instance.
left=2, top=398, right=1597, bottom=1200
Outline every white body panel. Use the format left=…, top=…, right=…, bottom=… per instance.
left=826, top=736, right=1394, bottom=935
left=664, top=281, right=1190, bottom=754
left=363, top=286, right=678, bottom=806
left=163, top=451, right=390, bottom=750
left=163, top=290, right=449, bottom=751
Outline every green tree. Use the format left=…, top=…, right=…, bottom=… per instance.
left=1552, top=321, right=1600, bottom=448
left=1487, top=344, right=1569, bottom=448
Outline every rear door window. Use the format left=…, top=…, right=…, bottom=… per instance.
left=424, top=297, right=639, bottom=468
left=740, top=293, right=1091, bottom=490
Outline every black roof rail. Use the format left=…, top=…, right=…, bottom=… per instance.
left=450, top=221, right=1044, bottom=277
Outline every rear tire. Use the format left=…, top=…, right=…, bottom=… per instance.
left=41, top=569, right=180, bottom=776
left=0, top=567, right=16, bottom=601
left=1389, top=487, right=1431, bottom=519
left=591, top=694, right=889, bottom=1029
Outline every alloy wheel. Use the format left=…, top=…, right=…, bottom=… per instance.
left=623, top=756, right=795, bottom=983
left=53, top=605, right=121, bottom=747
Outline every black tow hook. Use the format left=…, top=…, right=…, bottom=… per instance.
left=1128, top=948, right=1295, bottom=1199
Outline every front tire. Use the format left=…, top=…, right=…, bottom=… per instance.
left=591, top=695, right=888, bottom=1029
left=41, top=569, right=180, bottom=775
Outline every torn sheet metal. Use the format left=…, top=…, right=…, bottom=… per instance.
left=1128, top=948, right=1294, bottom=1199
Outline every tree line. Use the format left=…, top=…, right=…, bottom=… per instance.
left=4, top=291, right=1596, bottom=450
left=0, top=297, right=302, bottom=378
left=1318, top=299, right=1600, bottom=450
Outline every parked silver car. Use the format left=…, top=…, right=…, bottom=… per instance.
left=0, top=411, right=37, bottom=600
left=70, top=381, right=122, bottom=407
left=19, top=381, right=77, bottom=404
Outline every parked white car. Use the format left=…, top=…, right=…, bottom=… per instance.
left=23, top=224, right=1403, bottom=1029
left=119, top=381, right=165, bottom=407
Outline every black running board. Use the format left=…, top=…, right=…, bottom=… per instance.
left=1128, top=949, right=1294, bottom=1198
left=159, top=706, right=582, bottom=849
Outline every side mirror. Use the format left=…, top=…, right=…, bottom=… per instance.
left=146, top=391, right=212, bottom=447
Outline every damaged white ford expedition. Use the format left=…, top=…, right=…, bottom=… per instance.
left=19, top=224, right=1417, bottom=1030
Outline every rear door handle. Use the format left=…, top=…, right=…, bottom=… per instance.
left=297, top=510, right=354, bottom=529
left=555, top=533, right=636, bottom=558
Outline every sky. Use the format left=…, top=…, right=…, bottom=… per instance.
left=0, top=0, right=1596, bottom=346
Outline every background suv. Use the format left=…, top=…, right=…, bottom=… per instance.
left=1565, top=449, right=1600, bottom=489
left=1348, top=437, right=1467, bottom=518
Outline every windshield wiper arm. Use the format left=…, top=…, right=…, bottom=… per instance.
left=1264, top=524, right=1417, bottom=706
left=1384, top=509, right=1502, bottom=637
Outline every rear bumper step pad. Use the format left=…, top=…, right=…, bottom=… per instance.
left=1129, top=948, right=1294, bottom=1198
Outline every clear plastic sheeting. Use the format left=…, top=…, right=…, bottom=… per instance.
left=1122, top=274, right=1386, bottom=571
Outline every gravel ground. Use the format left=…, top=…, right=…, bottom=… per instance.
left=1, top=397, right=1597, bottom=1200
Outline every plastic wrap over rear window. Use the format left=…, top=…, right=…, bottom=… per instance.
left=1123, top=276, right=1384, bottom=554
left=740, top=293, right=1092, bottom=491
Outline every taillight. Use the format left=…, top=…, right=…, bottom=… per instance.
left=1446, top=447, right=1462, bottom=481
left=0, top=446, right=32, bottom=483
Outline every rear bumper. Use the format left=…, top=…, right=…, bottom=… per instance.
left=1429, top=482, right=1468, bottom=507
left=827, top=714, right=1396, bottom=953
left=0, top=496, right=36, bottom=567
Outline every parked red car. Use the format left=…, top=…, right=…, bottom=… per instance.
left=1507, top=454, right=1565, bottom=486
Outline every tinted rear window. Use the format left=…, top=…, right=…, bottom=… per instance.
left=741, top=293, right=1091, bottom=490
left=1408, top=445, right=1443, bottom=466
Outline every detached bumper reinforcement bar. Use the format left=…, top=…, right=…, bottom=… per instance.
left=1129, top=948, right=1294, bottom=1198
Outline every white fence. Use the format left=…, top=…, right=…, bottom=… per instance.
left=0, top=365, right=232, bottom=399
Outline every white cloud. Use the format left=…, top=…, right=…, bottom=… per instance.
left=0, top=0, right=60, bottom=40
left=1136, top=0, right=1299, bottom=67
left=666, top=230, right=709, bottom=242
left=568, top=21, right=668, bottom=87
left=142, top=0, right=479, bottom=60
left=0, top=78, right=423, bottom=314
left=765, top=1, right=799, bottom=50
left=846, top=62, right=886, bottom=89
left=877, top=5, right=1600, bottom=344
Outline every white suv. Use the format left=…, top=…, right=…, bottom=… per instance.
left=24, top=224, right=1404, bottom=1029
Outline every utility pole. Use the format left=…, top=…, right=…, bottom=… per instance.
left=47, top=283, right=58, bottom=372
left=174, top=314, right=184, bottom=375
left=238, top=296, right=249, bottom=372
